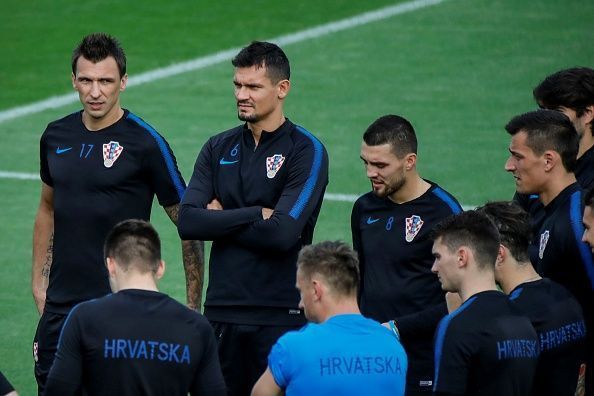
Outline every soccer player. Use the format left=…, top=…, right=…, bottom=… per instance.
left=31, top=33, right=203, bottom=394
left=516, top=67, right=594, bottom=217
left=45, top=220, right=226, bottom=395
left=477, top=201, right=587, bottom=396
left=178, top=41, right=329, bottom=395
left=504, top=109, right=594, bottom=395
left=351, top=114, right=461, bottom=394
left=431, top=211, right=539, bottom=396
left=251, top=241, right=407, bottom=396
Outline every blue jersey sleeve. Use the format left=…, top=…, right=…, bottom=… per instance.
left=268, top=339, right=291, bottom=389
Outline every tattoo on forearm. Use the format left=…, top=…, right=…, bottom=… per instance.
left=165, top=204, right=180, bottom=225
left=182, top=240, right=205, bottom=309
left=41, top=233, right=54, bottom=278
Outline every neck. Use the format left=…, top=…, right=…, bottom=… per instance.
left=458, top=272, right=498, bottom=302
left=499, top=260, right=541, bottom=294
left=578, top=131, right=594, bottom=158
left=320, top=298, right=361, bottom=323
left=389, top=174, right=431, bottom=204
left=82, top=106, right=124, bottom=131
left=249, top=112, right=286, bottom=146
left=539, top=171, right=576, bottom=206
left=114, top=273, right=159, bottom=293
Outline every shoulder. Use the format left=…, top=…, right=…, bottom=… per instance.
left=353, top=192, right=380, bottom=209
left=426, top=182, right=463, bottom=214
left=206, top=125, right=243, bottom=150
left=42, top=111, right=81, bottom=136
left=289, top=123, right=328, bottom=153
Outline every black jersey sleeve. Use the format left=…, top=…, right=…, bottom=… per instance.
left=351, top=200, right=365, bottom=299
left=190, top=323, right=227, bottom=396
left=433, top=321, right=469, bottom=395
left=396, top=302, right=448, bottom=341
left=179, top=138, right=263, bottom=240
left=45, top=310, right=83, bottom=395
left=39, top=130, right=52, bottom=186
left=229, top=136, right=329, bottom=252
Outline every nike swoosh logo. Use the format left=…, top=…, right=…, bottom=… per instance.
left=366, top=217, right=380, bottom=224
left=219, top=158, right=239, bottom=165
left=56, top=147, right=72, bottom=154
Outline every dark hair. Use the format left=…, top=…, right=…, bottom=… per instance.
left=363, top=115, right=418, bottom=158
left=505, top=109, right=579, bottom=172
left=432, top=211, right=500, bottom=270
left=476, top=201, right=532, bottom=263
left=72, top=33, right=127, bottom=77
left=232, top=41, right=290, bottom=83
left=297, top=241, right=359, bottom=297
left=534, top=67, right=594, bottom=120
left=585, top=187, right=594, bottom=209
left=104, top=219, right=161, bottom=273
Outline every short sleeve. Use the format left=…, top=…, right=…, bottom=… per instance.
left=268, top=339, right=291, bottom=388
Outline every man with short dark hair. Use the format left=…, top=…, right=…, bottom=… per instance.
left=45, top=220, right=225, bottom=395
left=179, top=41, right=329, bottom=395
left=504, top=109, right=594, bottom=395
left=478, top=201, right=587, bottom=396
left=251, top=241, right=407, bottom=396
left=32, top=33, right=203, bottom=394
left=351, top=114, right=461, bottom=394
left=431, top=211, right=538, bottom=396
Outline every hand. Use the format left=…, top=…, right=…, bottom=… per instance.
left=207, top=198, right=223, bottom=210
left=33, top=288, right=46, bottom=315
left=262, top=208, right=274, bottom=220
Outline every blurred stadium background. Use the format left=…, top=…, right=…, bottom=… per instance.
left=1, top=0, right=592, bottom=392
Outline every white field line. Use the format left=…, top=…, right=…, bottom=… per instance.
left=0, top=0, right=447, bottom=124
left=0, top=171, right=474, bottom=209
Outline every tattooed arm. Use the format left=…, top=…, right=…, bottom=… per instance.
left=165, top=204, right=205, bottom=311
left=32, top=182, right=54, bottom=315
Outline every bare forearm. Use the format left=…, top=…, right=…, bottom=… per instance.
left=32, top=205, right=54, bottom=314
left=182, top=239, right=204, bottom=310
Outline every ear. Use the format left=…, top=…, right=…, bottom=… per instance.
left=542, top=150, right=558, bottom=172
left=155, top=260, right=165, bottom=281
left=495, top=244, right=506, bottom=269
left=582, top=105, right=594, bottom=126
left=106, top=257, right=117, bottom=277
left=312, top=279, right=323, bottom=302
left=120, top=73, right=128, bottom=92
left=277, top=79, right=290, bottom=100
left=72, top=72, right=77, bottom=90
left=405, top=153, right=417, bottom=171
left=457, top=247, right=469, bottom=268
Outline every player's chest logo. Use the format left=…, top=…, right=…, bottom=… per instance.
left=266, top=154, right=285, bottom=179
left=538, top=230, right=550, bottom=259
left=103, top=141, right=124, bottom=168
left=405, top=215, right=424, bottom=242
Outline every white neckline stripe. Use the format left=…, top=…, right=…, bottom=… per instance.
left=0, top=0, right=446, bottom=124
left=0, top=170, right=473, bottom=209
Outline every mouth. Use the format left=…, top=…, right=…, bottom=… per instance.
left=88, top=102, right=104, bottom=110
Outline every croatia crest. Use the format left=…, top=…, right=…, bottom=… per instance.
left=266, top=154, right=285, bottom=179
left=405, top=215, right=424, bottom=242
left=539, top=230, right=550, bottom=259
left=103, top=141, right=124, bottom=168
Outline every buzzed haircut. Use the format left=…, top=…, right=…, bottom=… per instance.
left=363, top=114, right=418, bottom=158
left=534, top=67, right=594, bottom=120
left=297, top=241, right=359, bottom=297
left=72, top=32, right=127, bottom=77
left=432, top=210, right=501, bottom=270
left=232, top=41, right=290, bottom=83
left=476, top=201, right=532, bottom=263
left=104, top=219, right=161, bottom=273
left=505, top=109, right=579, bottom=172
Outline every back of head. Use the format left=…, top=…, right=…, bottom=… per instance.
left=432, top=210, right=500, bottom=270
left=505, top=109, right=579, bottom=172
left=363, top=114, right=418, bottom=158
left=104, top=219, right=161, bottom=273
left=72, top=32, right=127, bottom=77
left=476, top=201, right=532, bottom=263
left=297, top=241, right=359, bottom=298
left=534, top=67, right=594, bottom=118
left=232, top=41, right=290, bottom=83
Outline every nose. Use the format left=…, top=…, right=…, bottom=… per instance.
left=582, top=230, right=588, bottom=244
left=235, top=86, right=248, bottom=101
left=90, top=81, right=101, bottom=98
left=504, top=157, right=515, bottom=172
left=366, top=165, right=377, bottom=178
left=431, top=261, right=438, bottom=274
